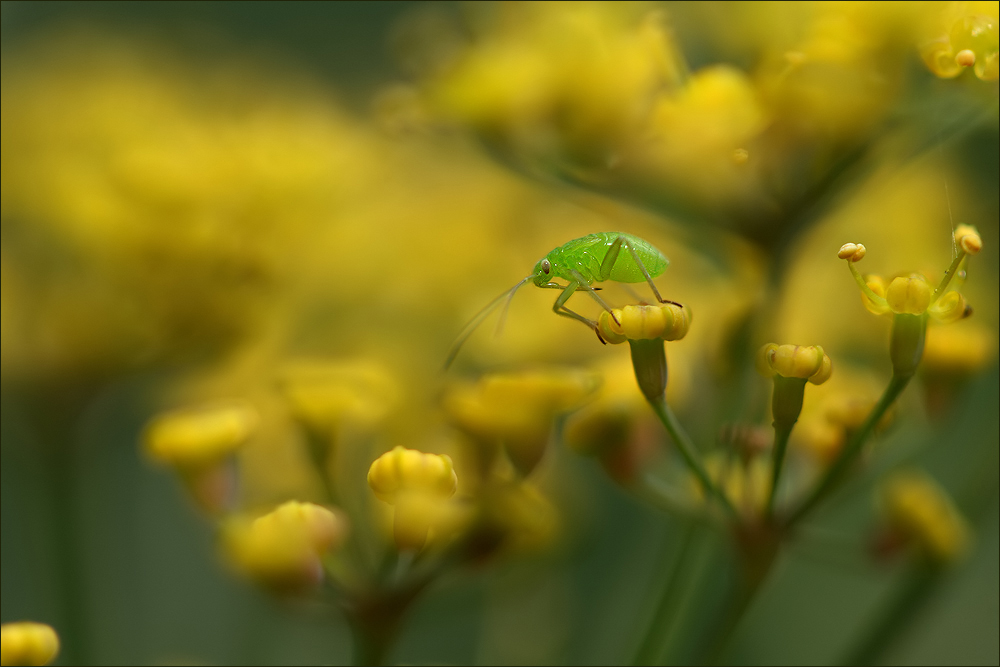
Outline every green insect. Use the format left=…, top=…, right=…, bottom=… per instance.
left=446, top=232, right=677, bottom=367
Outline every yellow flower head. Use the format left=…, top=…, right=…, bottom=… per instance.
left=443, top=369, right=598, bottom=475
left=367, top=446, right=458, bottom=505
left=0, top=623, right=59, bottom=667
left=598, top=303, right=692, bottom=344
left=756, top=344, right=833, bottom=385
left=879, top=470, right=971, bottom=564
left=144, top=403, right=257, bottom=469
left=920, top=6, right=999, bottom=81
left=223, top=501, right=347, bottom=590
left=278, top=359, right=399, bottom=435
left=838, top=239, right=980, bottom=321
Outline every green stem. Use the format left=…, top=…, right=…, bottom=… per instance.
left=932, top=251, right=966, bottom=301
left=303, top=427, right=340, bottom=507
left=843, top=565, right=939, bottom=666
left=631, top=523, right=698, bottom=665
left=848, top=260, right=888, bottom=308
left=787, top=374, right=911, bottom=526
left=767, top=423, right=794, bottom=518
left=648, top=398, right=738, bottom=519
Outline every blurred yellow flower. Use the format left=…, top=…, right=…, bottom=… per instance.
left=0, top=623, right=59, bottom=667
left=223, top=501, right=347, bottom=590
left=878, top=470, right=971, bottom=564
left=144, top=403, right=258, bottom=469
left=443, top=369, right=599, bottom=475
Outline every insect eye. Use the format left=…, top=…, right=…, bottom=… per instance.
left=541, top=259, right=551, bottom=274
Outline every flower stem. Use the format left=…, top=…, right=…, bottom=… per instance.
left=842, top=565, right=939, bottom=666
left=848, top=260, right=888, bottom=308
left=932, top=251, right=966, bottom=301
left=631, top=522, right=699, bottom=665
left=787, top=374, right=911, bottom=526
left=767, top=423, right=794, bottom=518
left=648, top=397, right=738, bottom=519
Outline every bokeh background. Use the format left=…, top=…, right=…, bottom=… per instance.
left=1, top=2, right=997, bottom=665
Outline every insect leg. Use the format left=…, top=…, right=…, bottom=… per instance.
left=552, top=281, right=598, bottom=328
left=598, top=235, right=625, bottom=282
left=622, top=238, right=683, bottom=307
left=568, top=268, right=620, bottom=322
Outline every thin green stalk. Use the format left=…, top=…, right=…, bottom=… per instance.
left=303, top=427, right=341, bottom=507
left=766, top=423, right=793, bottom=518
left=788, top=374, right=911, bottom=526
left=648, top=398, right=738, bottom=519
left=842, top=565, right=939, bottom=666
left=632, top=523, right=698, bottom=665
left=932, top=251, right=966, bottom=300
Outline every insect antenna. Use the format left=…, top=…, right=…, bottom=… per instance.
left=494, top=276, right=532, bottom=336
left=443, top=276, right=532, bottom=370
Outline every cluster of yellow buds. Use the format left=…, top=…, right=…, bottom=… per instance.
left=0, top=623, right=59, bottom=667
left=143, top=403, right=258, bottom=513
left=756, top=344, right=833, bottom=385
left=598, top=303, right=692, bottom=344
left=878, top=471, right=970, bottom=564
left=367, top=446, right=460, bottom=551
left=443, top=370, right=598, bottom=475
left=222, top=501, right=347, bottom=591
left=920, top=6, right=999, bottom=81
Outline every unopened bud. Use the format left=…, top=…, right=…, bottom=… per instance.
left=886, top=275, right=931, bottom=315
left=838, top=242, right=867, bottom=262
left=954, top=224, right=982, bottom=255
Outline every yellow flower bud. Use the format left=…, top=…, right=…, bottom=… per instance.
left=954, top=224, right=983, bottom=255
left=809, top=353, right=833, bottom=385
left=597, top=310, right=628, bottom=344
left=144, top=403, right=257, bottom=469
left=222, top=501, right=346, bottom=591
left=757, top=344, right=832, bottom=383
left=1, top=623, right=59, bottom=667
left=928, top=290, right=969, bottom=323
left=837, top=242, right=867, bottom=262
left=885, top=274, right=931, bottom=315
left=879, top=471, right=970, bottom=564
left=598, top=304, right=691, bottom=343
left=661, top=303, right=692, bottom=341
left=861, top=275, right=891, bottom=315
left=367, top=446, right=457, bottom=505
